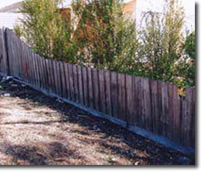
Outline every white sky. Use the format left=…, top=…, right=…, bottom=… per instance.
left=0, top=0, right=195, bottom=30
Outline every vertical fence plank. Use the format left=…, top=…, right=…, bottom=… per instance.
left=161, top=82, right=169, bottom=136
left=64, top=63, right=70, bottom=99
left=126, top=75, right=135, bottom=125
left=143, top=78, right=152, bottom=131
left=60, top=62, right=67, bottom=98
left=104, top=70, right=112, bottom=116
left=77, top=65, right=83, bottom=105
left=92, top=68, right=100, bottom=111
left=181, top=88, right=193, bottom=147
left=167, top=83, right=174, bottom=139
left=118, top=73, right=127, bottom=121
left=191, top=88, right=196, bottom=147
left=98, top=69, right=106, bottom=114
left=45, top=59, right=51, bottom=92
left=157, top=81, right=163, bottom=135
left=73, top=64, right=79, bottom=103
left=110, top=72, right=119, bottom=118
left=88, top=67, right=94, bottom=109
left=150, top=80, right=159, bottom=134
left=82, top=66, right=88, bottom=106
left=172, top=84, right=181, bottom=143
left=132, top=77, right=141, bottom=127
left=68, top=63, right=75, bottom=101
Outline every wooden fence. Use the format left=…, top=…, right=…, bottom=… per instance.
left=0, top=28, right=195, bottom=154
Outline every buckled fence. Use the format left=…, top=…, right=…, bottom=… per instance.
left=0, top=28, right=196, bottom=154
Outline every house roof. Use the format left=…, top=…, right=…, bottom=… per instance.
left=0, top=2, right=22, bottom=13
left=122, top=0, right=137, bottom=16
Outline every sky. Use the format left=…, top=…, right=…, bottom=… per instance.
left=0, top=0, right=195, bottom=30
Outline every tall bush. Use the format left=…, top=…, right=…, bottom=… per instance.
left=15, top=0, right=78, bottom=62
left=72, top=0, right=138, bottom=70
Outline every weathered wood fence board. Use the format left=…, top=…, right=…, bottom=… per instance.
left=0, top=28, right=196, bottom=152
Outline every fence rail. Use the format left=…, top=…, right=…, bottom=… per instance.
left=0, top=28, right=196, bottom=154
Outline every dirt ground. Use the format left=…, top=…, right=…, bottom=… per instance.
left=0, top=76, right=195, bottom=165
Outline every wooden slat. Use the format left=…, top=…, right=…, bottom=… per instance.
left=110, top=71, right=118, bottom=118
left=68, top=63, right=75, bottom=101
left=45, top=59, right=52, bottom=92
left=150, top=80, right=159, bottom=134
left=181, top=88, right=193, bottom=147
left=92, top=68, right=100, bottom=111
left=132, top=77, right=142, bottom=127
left=157, top=81, right=163, bottom=135
left=57, top=61, right=63, bottom=96
left=73, top=64, right=79, bottom=102
left=44, top=59, right=49, bottom=91
left=52, top=59, right=58, bottom=94
left=87, top=67, right=94, bottom=108
left=126, top=75, right=135, bottom=125
left=191, top=88, right=196, bottom=147
left=161, top=81, right=169, bottom=136
left=167, top=83, right=174, bottom=139
left=39, top=56, right=45, bottom=89
left=82, top=66, right=88, bottom=106
left=64, top=63, right=71, bottom=99
left=142, top=78, right=152, bottom=131
left=77, top=65, right=83, bottom=105
left=60, top=62, right=67, bottom=98
left=118, top=73, right=127, bottom=121
left=104, top=70, right=112, bottom=116
left=98, top=69, right=106, bottom=113
left=172, top=84, right=181, bottom=142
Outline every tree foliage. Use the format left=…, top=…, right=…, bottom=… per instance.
left=15, top=0, right=78, bottom=62
left=185, top=31, right=195, bottom=59
left=14, top=0, right=195, bottom=87
left=72, top=0, right=138, bottom=70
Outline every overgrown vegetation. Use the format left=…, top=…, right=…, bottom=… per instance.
left=15, top=0, right=195, bottom=87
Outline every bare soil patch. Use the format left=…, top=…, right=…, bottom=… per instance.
left=0, top=76, right=195, bottom=165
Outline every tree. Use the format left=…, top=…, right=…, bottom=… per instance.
left=134, top=0, right=185, bottom=83
left=72, top=0, right=138, bottom=70
left=185, top=31, right=195, bottom=59
left=15, top=0, right=78, bottom=63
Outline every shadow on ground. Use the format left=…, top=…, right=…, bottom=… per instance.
left=0, top=78, right=195, bottom=165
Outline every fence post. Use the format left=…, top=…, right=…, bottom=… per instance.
left=3, top=28, right=10, bottom=76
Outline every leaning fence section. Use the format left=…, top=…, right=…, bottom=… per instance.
left=0, top=28, right=195, bottom=151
